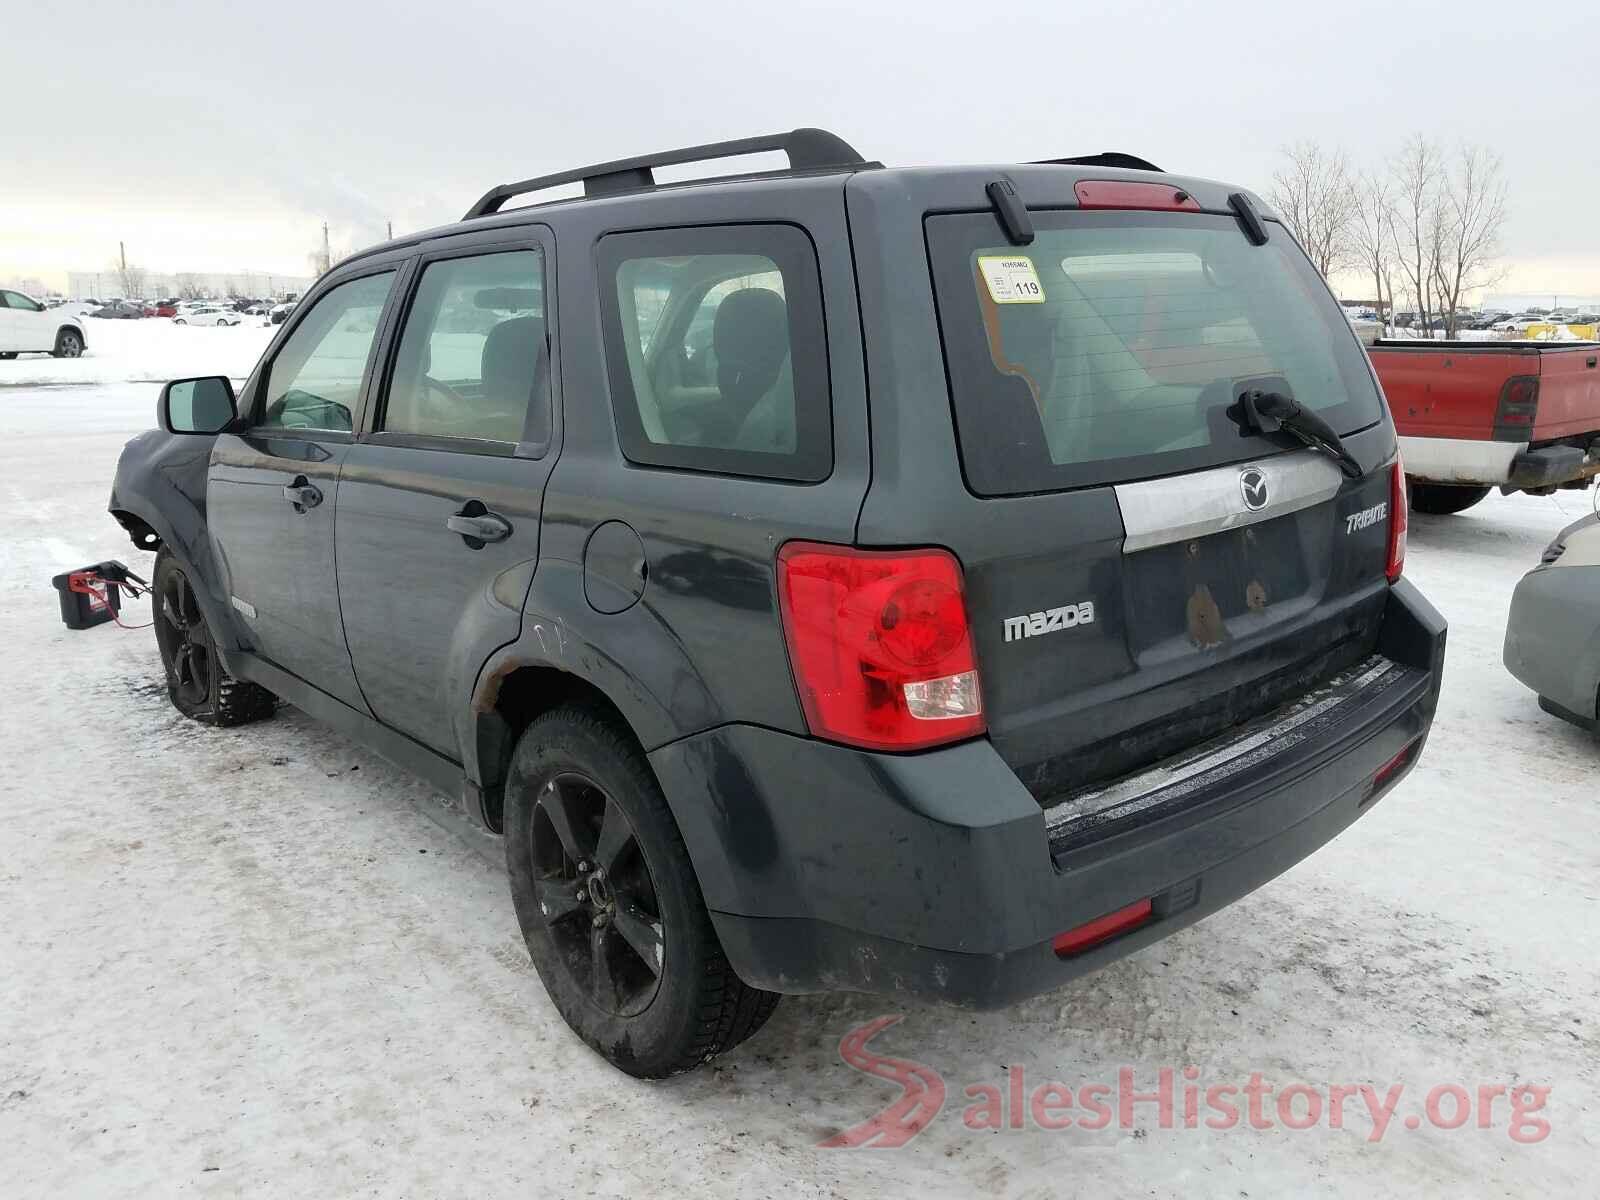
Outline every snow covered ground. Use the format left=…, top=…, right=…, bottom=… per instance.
left=2, top=329, right=1597, bottom=1196
left=4, top=316, right=276, bottom=387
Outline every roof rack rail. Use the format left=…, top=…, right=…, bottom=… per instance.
left=464, top=128, right=871, bottom=219
left=1034, top=151, right=1164, bottom=172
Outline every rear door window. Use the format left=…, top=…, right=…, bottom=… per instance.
left=927, top=211, right=1384, bottom=496
left=379, top=249, right=548, bottom=448
left=597, top=224, right=831, bottom=482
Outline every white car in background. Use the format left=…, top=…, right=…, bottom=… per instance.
left=1493, top=315, right=1551, bottom=333
left=0, top=289, right=86, bottom=358
left=172, top=305, right=242, bottom=327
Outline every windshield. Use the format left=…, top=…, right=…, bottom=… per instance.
left=926, top=210, right=1384, bottom=495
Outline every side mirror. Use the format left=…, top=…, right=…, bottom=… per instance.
left=160, top=376, right=237, bottom=434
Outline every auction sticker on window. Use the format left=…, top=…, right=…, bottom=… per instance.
left=977, top=255, right=1046, bottom=304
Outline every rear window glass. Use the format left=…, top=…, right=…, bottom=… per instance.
left=927, top=211, right=1384, bottom=495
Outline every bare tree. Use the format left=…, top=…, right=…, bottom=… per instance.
left=1349, top=171, right=1397, bottom=331
left=1268, top=141, right=1356, bottom=277
left=175, top=273, right=204, bottom=300
left=1391, top=135, right=1444, bottom=335
left=1431, top=145, right=1508, bottom=337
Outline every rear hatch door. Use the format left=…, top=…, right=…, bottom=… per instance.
left=921, top=200, right=1397, bottom=804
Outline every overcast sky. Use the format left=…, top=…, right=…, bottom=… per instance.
left=4, top=0, right=1597, bottom=299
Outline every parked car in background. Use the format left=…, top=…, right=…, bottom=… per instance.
left=1345, top=310, right=1382, bottom=345
left=172, top=305, right=242, bottom=327
left=244, top=301, right=272, bottom=316
left=111, top=128, right=1444, bottom=1078
left=268, top=300, right=297, bottom=324
left=144, top=302, right=179, bottom=318
left=1493, top=315, right=1548, bottom=333
left=0, top=290, right=87, bottom=358
left=89, top=301, right=143, bottom=319
left=1504, top=511, right=1600, bottom=733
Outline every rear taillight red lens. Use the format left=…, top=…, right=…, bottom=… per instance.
left=1492, top=374, right=1540, bottom=441
left=776, top=542, right=984, bottom=751
left=1387, top=457, right=1408, bottom=582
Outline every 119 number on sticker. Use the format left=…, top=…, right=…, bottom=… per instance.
left=978, top=255, right=1046, bottom=304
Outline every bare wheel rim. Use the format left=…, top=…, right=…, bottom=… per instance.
left=531, top=771, right=665, bottom=1017
left=156, top=569, right=210, bottom=706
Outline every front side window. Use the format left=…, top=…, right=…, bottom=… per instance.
left=598, top=224, right=831, bottom=482
left=2, top=291, right=41, bottom=312
left=258, top=271, right=394, bottom=432
left=927, top=211, right=1385, bottom=495
left=381, top=250, right=546, bottom=445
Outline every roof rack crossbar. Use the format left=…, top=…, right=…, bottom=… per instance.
left=464, top=127, right=868, bottom=219
left=1033, top=151, right=1164, bottom=172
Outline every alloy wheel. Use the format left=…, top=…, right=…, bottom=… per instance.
left=530, top=772, right=665, bottom=1017
left=157, top=570, right=210, bottom=706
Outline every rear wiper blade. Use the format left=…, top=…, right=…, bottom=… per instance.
left=1230, top=390, right=1363, bottom=478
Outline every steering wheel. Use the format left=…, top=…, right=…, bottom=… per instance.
left=423, top=374, right=469, bottom=408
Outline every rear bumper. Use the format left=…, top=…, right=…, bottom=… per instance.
left=651, top=580, right=1446, bottom=1008
left=1400, top=435, right=1520, bottom=484
left=1400, top=434, right=1598, bottom=489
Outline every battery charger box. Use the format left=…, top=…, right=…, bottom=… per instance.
left=52, top=563, right=126, bottom=630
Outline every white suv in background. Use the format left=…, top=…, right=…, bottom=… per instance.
left=0, top=290, right=85, bottom=358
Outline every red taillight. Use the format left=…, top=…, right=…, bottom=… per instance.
left=776, top=542, right=984, bottom=751
left=1387, top=457, right=1408, bottom=583
left=1073, top=180, right=1202, bottom=212
left=1052, top=898, right=1155, bottom=957
left=1492, top=374, right=1540, bottom=441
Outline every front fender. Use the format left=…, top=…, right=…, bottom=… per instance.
left=108, top=428, right=237, bottom=658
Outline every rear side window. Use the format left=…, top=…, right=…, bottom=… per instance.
left=381, top=249, right=548, bottom=446
left=927, top=211, right=1384, bottom=495
left=597, top=224, right=831, bottom=482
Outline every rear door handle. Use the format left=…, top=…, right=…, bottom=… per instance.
left=281, top=477, right=322, bottom=511
left=446, top=506, right=511, bottom=546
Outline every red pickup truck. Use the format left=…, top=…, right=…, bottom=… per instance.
left=1370, top=340, right=1600, bottom=513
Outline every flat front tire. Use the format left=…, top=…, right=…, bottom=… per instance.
left=152, top=550, right=276, bottom=725
left=504, top=705, right=779, bottom=1077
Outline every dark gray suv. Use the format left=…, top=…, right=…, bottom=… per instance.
left=109, top=129, right=1446, bottom=1077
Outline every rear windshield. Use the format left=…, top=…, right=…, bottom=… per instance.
left=926, top=210, right=1384, bottom=495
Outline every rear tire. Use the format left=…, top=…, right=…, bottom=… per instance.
left=152, top=550, right=276, bottom=726
left=173, top=318, right=186, bottom=325
left=1409, top=482, right=1491, bottom=515
left=504, top=705, right=779, bottom=1077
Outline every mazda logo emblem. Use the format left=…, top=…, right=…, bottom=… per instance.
left=1239, top=466, right=1269, bottom=511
